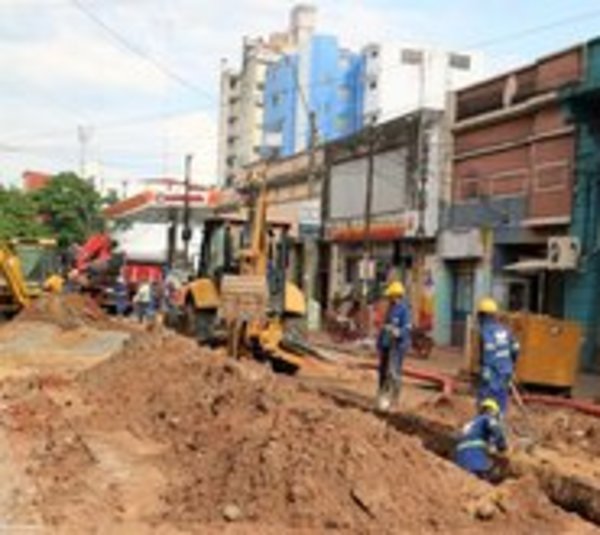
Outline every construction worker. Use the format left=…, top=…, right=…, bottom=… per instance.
left=114, top=275, right=129, bottom=317
left=455, top=398, right=508, bottom=480
left=133, top=278, right=152, bottom=323
left=376, top=281, right=411, bottom=410
left=477, top=297, right=520, bottom=416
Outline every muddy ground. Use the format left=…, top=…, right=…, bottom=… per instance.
left=0, top=296, right=597, bottom=533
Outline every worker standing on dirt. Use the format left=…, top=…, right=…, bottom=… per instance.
left=455, top=398, right=508, bottom=480
left=114, top=274, right=129, bottom=317
left=133, top=278, right=152, bottom=323
left=477, top=297, right=520, bottom=416
left=376, top=281, right=411, bottom=411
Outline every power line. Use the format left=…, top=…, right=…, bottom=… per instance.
left=3, top=105, right=209, bottom=144
left=464, top=7, right=600, bottom=50
left=69, top=0, right=214, bottom=100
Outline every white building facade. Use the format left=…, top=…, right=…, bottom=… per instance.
left=362, top=43, right=484, bottom=125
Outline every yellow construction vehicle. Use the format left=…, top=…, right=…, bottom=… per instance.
left=0, top=238, right=63, bottom=316
left=179, top=170, right=310, bottom=372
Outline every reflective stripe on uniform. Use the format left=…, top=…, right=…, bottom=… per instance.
left=484, top=343, right=496, bottom=351
left=456, top=439, right=486, bottom=451
left=494, top=349, right=511, bottom=358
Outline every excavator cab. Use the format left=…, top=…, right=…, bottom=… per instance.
left=11, top=239, right=62, bottom=293
left=0, top=238, right=62, bottom=316
left=181, top=215, right=295, bottom=341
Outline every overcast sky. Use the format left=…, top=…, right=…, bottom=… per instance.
left=1, top=0, right=600, bottom=190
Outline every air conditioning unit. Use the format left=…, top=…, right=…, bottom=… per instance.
left=547, top=237, right=580, bottom=270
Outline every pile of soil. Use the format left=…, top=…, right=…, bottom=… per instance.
left=529, top=407, right=600, bottom=458
left=16, top=294, right=110, bottom=330
left=71, top=330, right=589, bottom=534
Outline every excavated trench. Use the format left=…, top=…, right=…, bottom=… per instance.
left=317, top=384, right=600, bottom=527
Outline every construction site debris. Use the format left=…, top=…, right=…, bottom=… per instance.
left=71, top=330, right=594, bottom=533
left=0, top=311, right=596, bottom=533
left=16, top=293, right=109, bottom=330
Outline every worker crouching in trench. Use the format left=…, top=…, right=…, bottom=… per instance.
left=376, top=281, right=411, bottom=412
left=455, top=398, right=509, bottom=483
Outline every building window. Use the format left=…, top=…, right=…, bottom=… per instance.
left=401, top=49, right=423, bottom=65
left=229, top=78, right=238, bottom=90
left=257, top=81, right=265, bottom=91
left=338, top=86, right=350, bottom=101
left=335, top=115, right=349, bottom=131
left=370, top=48, right=379, bottom=59
left=271, top=93, right=281, bottom=107
left=369, top=80, right=378, bottom=91
left=365, top=111, right=379, bottom=125
left=339, top=54, right=350, bottom=70
left=449, top=53, right=471, bottom=70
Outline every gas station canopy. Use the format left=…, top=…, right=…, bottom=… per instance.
left=103, top=189, right=222, bottom=225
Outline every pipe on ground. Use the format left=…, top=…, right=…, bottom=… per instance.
left=403, top=365, right=454, bottom=397
left=521, top=393, right=600, bottom=418
left=347, top=358, right=455, bottom=397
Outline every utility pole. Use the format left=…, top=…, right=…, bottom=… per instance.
left=413, top=58, right=428, bottom=329
left=361, top=123, right=376, bottom=335
left=77, top=125, right=93, bottom=180
left=303, top=110, right=320, bottom=330
left=182, top=154, right=193, bottom=271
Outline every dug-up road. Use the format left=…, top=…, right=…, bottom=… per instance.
left=0, top=294, right=597, bottom=534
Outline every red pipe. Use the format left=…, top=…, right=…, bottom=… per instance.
left=521, top=393, right=600, bottom=418
left=404, top=365, right=455, bottom=397
left=346, top=357, right=455, bottom=397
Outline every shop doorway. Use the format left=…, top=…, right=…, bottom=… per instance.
left=450, top=264, right=475, bottom=347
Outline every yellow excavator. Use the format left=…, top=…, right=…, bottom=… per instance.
left=0, top=238, right=63, bottom=317
left=179, top=169, right=312, bottom=373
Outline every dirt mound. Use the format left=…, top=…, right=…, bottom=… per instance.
left=72, top=331, right=588, bottom=534
left=16, top=293, right=110, bottom=330
left=529, top=407, right=600, bottom=458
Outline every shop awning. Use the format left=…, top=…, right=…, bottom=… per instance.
left=504, top=258, right=552, bottom=273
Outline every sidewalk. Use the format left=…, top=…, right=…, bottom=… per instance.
left=412, top=345, right=600, bottom=402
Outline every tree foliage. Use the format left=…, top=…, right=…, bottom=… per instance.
left=0, top=187, right=49, bottom=240
left=32, top=172, right=103, bottom=247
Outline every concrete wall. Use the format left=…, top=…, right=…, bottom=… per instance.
left=432, top=257, right=452, bottom=345
left=563, top=38, right=600, bottom=371
left=263, top=54, right=299, bottom=156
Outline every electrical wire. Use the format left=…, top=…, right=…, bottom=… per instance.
left=464, top=7, right=600, bottom=50
left=69, top=0, right=214, bottom=100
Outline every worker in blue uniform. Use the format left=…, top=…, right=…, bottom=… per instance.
left=455, top=398, right=508, bottom=480
left=477, top=297, right=520, bottom=416
left=376, top=281, right=411, bottom=410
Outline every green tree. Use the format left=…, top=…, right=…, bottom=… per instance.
left=0, top=187, right=49, bottom=240
left=33, top=172, right=103, bottom=246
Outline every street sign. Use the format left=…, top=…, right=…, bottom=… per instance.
left=358, top=258, right=376, bottom=280
left=299, top=199, right=321, bottom=239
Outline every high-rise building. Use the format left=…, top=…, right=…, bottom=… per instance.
left=218, top=8, right=485, bottom=181
left=217, top=5, right=317, bottom=186
left=361, top=43, right=484, bottom=125
left=262, top=36, right=362, bottom=158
